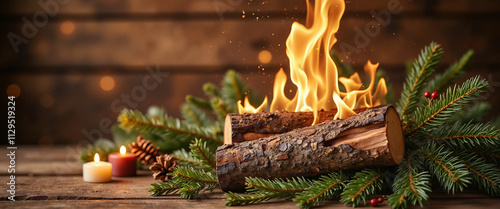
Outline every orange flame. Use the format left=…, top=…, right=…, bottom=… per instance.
left=239, top=0, right=387, bottom=124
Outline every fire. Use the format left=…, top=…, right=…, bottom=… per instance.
left=239, top=0, right=387, bottom=124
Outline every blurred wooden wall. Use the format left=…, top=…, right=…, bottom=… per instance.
left=0, top=0, right=499, bottom=146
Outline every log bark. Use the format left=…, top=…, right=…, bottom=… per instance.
left=216, top=105, right=404, bottom=191
left=224, top=108, right=370, bottom=144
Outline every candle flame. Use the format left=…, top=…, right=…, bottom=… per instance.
left=237, top=0, right=387, bottom=124
left=94, top=153, right=100, bottom=163
left=120, top=145, right=126, bottom=155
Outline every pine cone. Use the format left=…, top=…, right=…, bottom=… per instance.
left=128, top=136, right=160, bottom=164
left=149, top=154, right=179, bottom=181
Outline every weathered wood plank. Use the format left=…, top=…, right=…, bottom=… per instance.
left=0, top=0, right=498, bottom=15
left=0, top=175, right=226, bottom=200
left=2, top=18, right=498, bottom=68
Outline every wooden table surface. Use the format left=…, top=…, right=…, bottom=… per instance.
left=0, top=146, right=498, bottom=208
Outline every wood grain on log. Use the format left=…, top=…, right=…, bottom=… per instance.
left=224, top=108, right=369, bottom=144
left=216, top=105, right=404, bottom=191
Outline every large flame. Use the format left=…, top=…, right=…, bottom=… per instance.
left=239, top=0, right=387, bottom=124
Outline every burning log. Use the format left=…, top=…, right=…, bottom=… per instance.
left=224, top=108, right=370, bottom=144
left=216, top=105, right=404, bottom=191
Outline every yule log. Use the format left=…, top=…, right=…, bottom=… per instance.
left=216, top=105, right=404, bottom=192
left=224, top=107, right=370, bottom=144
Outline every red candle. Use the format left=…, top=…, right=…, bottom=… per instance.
left=108, top=146, right=136, bottom=177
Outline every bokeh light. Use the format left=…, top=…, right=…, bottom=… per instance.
left=7, top=84, right=21, bottom=97
left=60, top=21, right=75, bottom=35
left=258, top=50, right=272, bottom=64
left=100, top=76, right=115, bottom=91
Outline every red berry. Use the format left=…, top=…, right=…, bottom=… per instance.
left=424, top=91, right=431, bottom=98
left=377, top=197, right=384, bottom=203
left=370, top=198, right=378, bottom=207
left=431, top=92, right=439, bottom=99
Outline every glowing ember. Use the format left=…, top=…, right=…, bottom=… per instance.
left=239, top=0, right=387, bottom=124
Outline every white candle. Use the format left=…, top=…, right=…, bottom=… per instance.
left=83, top=153, right=112, bottom=183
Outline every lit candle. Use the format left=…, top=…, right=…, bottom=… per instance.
left=83, top=153, right=112, bottom=182
left=108, top=146, right=137, bottom=177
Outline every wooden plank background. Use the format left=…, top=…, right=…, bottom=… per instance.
left=0, top=0, right=499, bottom=145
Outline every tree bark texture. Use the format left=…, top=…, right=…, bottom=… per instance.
left=224, top=108, right=370, bottom=144
left=216, top=105, right=404, bottom=191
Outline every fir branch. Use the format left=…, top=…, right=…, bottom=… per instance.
left=173, top=165, right=218, bottom=184
left=118, top=109, right=223, bottom=144
left=186, top=95, right=213, bottom=110
left=427, top=50, right=474, bottom=93
left=149, top=180, right=181, bottom=196
left=406, top=76, right=488, bottom=137
left=173, top=166, right=219, bottom=199
left=225, top=192, right=282, bottom=206
left=225, top=177, right=312, bottom=206
left=203, top=82, right=220, bottom=98
left=452, top=102, right=491, bottom=125
left=472, top=149, right=500, bottom=164
left=181, top=103, right=214, bottom=127
left=171, top=149, right=213, bottom=171
left=457, top=153, right=500, bottom=197
left=246, top=177, right=311, bottom=194
left=189, top=139, right=217, bottom=172
left=295, top=172, right=347, bottom=209
left=429, top=122, right=500, bottom=150
left=397, top=42, right=444, bottom=117
left=210, top=97, right=230, bottom=121
left=389, top=153, right=431, bottom=209
left=419, top=143, right=471, bottom=194
left=340, top=169, right=386, bottom=207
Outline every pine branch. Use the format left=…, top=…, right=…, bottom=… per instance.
left=452, top=102, right=491, bottom=125
left=388, top=153, right=431, bottom=209
left=225, top=177, right=312, bottom=206
left=186, top=95, right=213, bottom=111
left=419, top=143, right=471, bottom=194
left=118, top=109, right=223, bottom=144
left=174, top=166, right=218, bottom=184
left=340, top=169, right=386, bottom=207
left=210, top=97, right=231, bottom=121
left=203, top=82, right=221, bottom=98
left=181, top=103, right=214, bottom=127
left=427, top=50, right=474, bottom=93
left=457, top=153, right=500, bottom=197
left=173, top=166, right=219, bottom=199
left=429, top=122, right=500, bottom=150
left=171, top=149, right=214, bottom=171
left=189, top=139, right=217, bottom=172
left=472, top=149, right=500, bottom=165
left=295, top=171, right=348, bottom=209
left=397, top=42, right=444, bottom=117
left=225, top=192, right=283, bottom=206
left=246, top=177, right=311, bottom=194
left=149, top=180, right=182, bottom=196
left=406, top=76, right=488, bottom=137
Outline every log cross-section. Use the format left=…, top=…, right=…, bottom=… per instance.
left=216, top=105, right=404, bottom=191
